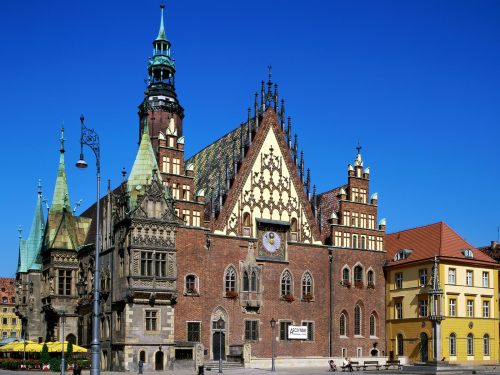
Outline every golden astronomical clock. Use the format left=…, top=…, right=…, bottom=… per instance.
left=257, top=219, right=288, bottom=260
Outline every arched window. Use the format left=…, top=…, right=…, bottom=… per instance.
left=290, top=218, right=298, bottom=241
left=352, top=235, right=358, bottom=249
left=243, top=213, right=252, bottom=237
left=250, top=271, right=257, bottom=292
left=243, top=271, right=249, bottom=291
left=397, top=334, right=404, bottom=356
left=339, top=313, right=347, bottom=336
left=369, top=314, right=376, bottom=337
left=342, top=267, right=350, bottom=284
left=225, top=267, right=236, bottom=292
left=483, top=334, right=490, bottom=356
left=185, top=274, right=197, bottom=294
left=449, top=333, right=456, bottom=356
left=467, top=334, right=474, bottom=356
left=367, top=270, right=374, bottom=287
left=354, top=304, right=362, bottom=336
left=139, top=350, right=146, bottom=363
left=281, top=271, right=292, bottom=296
left=302, top=272, right=313, bottom=298
left=354, top=265, right=363, bottom=285
left=360, top=236, right=366, bottom=249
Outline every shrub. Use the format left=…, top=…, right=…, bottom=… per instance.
left=40, top=342, right=50, bottom=364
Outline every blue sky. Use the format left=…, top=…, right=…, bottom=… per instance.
left=1, top=1, right=499, bottom=276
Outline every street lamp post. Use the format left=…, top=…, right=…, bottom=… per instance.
left=60, top=312, right=66, bottom=375
left=270, top=318, right=276, bottom=372
left=76, top=115, right=101, bottom=375
left=217, top=317, right=224, bottom=374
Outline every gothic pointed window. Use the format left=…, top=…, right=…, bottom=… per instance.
left=225, top=267, right=236, bottom=292
left=281, top=271, right=292, bottom=297
left=367, top=270, right=374, bottom=287
left=369, top=314, right=376, bottom=337
left=302, top=272, right=313, bottom=299
left=339, top=313, right=347, bottom=336
left=342, top=267, right=350, bottom=286
left=354, top=265, right=363, bottom=287
left=354, top=304, right=362, bottom=336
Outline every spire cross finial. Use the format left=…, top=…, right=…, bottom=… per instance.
left=356, top=142, right=362, bottom=155
left=268, top=65, right=272, bottom=82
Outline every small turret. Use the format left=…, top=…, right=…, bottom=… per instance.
left=338, top=187, right=347, bottom=200
left=370, top=192, right=378, bottom=206
left=378, top=218, right=386, bottom=231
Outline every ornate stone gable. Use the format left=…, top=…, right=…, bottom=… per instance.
left=216, top=115, right=319, bottom=244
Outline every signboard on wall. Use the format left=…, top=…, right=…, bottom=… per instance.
left=288, top=325, right=308, bottom=340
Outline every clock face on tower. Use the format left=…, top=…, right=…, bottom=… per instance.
left=257, top=220, right=288, bottom=260
left=262, top=231, right=282, bottom=253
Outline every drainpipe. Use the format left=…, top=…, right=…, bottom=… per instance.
left=328, top=248, right=334, bottom=357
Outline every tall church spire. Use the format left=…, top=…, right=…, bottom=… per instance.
left=50, top=128, right=71, bottom=213
left=17, top=180, right=45, bottom=272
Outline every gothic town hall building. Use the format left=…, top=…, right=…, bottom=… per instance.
left=16, top=6, right=387, bottom=371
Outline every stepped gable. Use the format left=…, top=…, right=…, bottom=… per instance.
left=316, top=186, right=345, bottom=239
left=386, top=221, right=497, bottom=266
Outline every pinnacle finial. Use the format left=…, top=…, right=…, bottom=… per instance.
left=18, top=225, right=22, bottom=240
left=356, top=142, right=362, bottom=155
left=268, top=65, right=272, bottom=82
left=60, top=127, right=65, bottom=153
left=37, top=179, right=42, bottom=195
left=156, top=2, right=167, bottom=41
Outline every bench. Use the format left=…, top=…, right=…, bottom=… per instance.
left=363, top=360, right=380, bottom=370
left=341, top=361, right=360, bottom=371
left=383, top=360, right=402, bottom=370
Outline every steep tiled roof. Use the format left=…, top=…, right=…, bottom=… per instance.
left=187, top=120, right=252, bottom=196
left=386, top=222, right=497, bottom=266
left=127, top=122, right=162, bottom=209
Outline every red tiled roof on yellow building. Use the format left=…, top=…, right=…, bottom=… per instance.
left=386, top=222, right=497, bottom=267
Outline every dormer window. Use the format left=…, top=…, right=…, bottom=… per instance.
left=463, top=249, right=474, bottom=259
left=394, top=249, right=413, bottom=261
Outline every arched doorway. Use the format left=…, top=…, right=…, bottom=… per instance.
left=211, top=307, right=228, bottom=361
left=155, top=351, right=164, bottom=371
left=420, top=332, right=428, bottom=362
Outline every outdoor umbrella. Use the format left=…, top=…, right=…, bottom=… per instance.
left=45, top=342, right=87, bottom=353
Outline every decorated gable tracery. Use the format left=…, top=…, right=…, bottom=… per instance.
left=222, top=127, right=314, bottom=243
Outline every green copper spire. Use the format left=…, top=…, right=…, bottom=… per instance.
left=17, top=180, right=45, bottom=273
left=50, top=128, right=71, bottom=213
left=127, top=117, right=162, bottom=208
left=156, top=3, right=168, bottom=41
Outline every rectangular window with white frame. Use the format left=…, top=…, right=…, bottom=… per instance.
left=482, top=272, right=489, bottom=288
left=448, top=268, right=456, bottom=285
left=449, top=298, right=456, bottom=317
left=192, top=211, right=201, bottom=227
left=483, top=300, right=490, bottom=318
left=466, top=270, right=473, bottom=286
left=467, top=300, right=474, bottom=317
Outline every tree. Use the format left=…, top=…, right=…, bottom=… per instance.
left=66, top=341, right=73, bottom=362
left=40, top=343, right=49, bottom=364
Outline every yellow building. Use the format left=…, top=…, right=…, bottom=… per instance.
left=385, top=222, right=499, bottom=364
left=0, top=278, right=21, bottom=341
